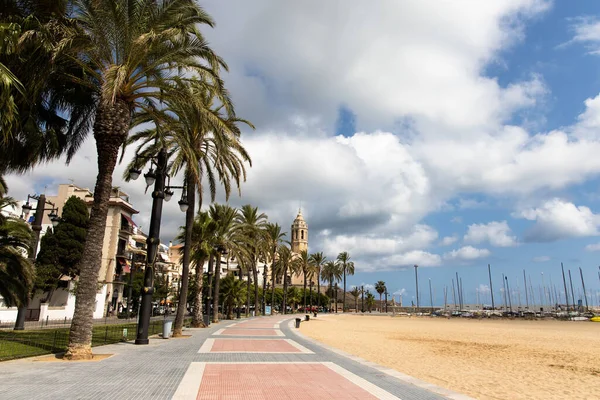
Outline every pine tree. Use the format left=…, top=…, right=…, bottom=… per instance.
left=35, top=196, right=88, bottom=294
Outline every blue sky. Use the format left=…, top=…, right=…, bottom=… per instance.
left=9, top=1, right=600, bottom=307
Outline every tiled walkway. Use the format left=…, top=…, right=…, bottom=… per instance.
left=0, top=315, right=473, bottom=399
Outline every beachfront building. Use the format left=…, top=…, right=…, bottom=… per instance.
left=0, top=184, right=142, bottom=323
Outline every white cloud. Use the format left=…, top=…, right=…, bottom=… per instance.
left=380, top=251, right=442, bottom=269
left=585, top=243, right=600, bottom=252
left=393, top=288, right=407, bottom=296
left=464, top=221, right=518, bottom=247
left=476, top=284, right=491, bottom=294
left=532, top=255, right=550, bottom=262
left=203, top=0, right=550, bottom=133
left=443, top=246, right=491, bottom=261
left=565, top=17, right=600, bottom=55
left=440, top=235, right=459, bottom=246
left=516, top=199, right=600, bottom=242
left=321, top=224, right=437, bottom=257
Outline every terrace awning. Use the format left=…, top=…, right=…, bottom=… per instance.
left=117, top=257, right=131, bottom=274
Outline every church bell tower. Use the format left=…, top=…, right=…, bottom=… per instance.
left=291, top=209, right=308, bottom=253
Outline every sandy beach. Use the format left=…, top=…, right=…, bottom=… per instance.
left=300, top=314, right=600, bottom=400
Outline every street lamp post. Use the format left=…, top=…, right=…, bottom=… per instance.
left=262, top=265, right=268, bottom=315
left=429, top=278, right=433, bottom=313
left=237, top=265, right=242, bottom=319
left=14, top=194, right=58, bottom=330
left=132, top=148, right=188, bottom=345
left=414, top=264, right=419, bottom=312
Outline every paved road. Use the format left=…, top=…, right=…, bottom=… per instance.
left=0, top=315, right=472, bottom=399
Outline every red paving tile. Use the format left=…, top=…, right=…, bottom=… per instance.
left=210, top=339, right=300, bottom=353
left=219, top=328, right=279, bottom=336
left=196, top=364, right=380, bottom=400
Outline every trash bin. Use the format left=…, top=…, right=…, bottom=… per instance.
left=295, top=318, right=301, bottom=328
left=203, top=314, right=210, bottom=326
left=305, top=314, right=310, bottom=321
left=163, top=319, right=173, bottom=339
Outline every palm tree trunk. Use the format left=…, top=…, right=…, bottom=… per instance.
left=207, top=254, right=214, bottom=321
left=65, top=101, right=129, bottom=360
left=191, top=259, right=206, bottom=327
left=212, top=255, right=220, bottom=323
left=227, top=297, right=233, bottom=320
left=343, top=271, right=346, bottom=312
left=270, top=249, right=275, bottom=315
left=317, top=267, right=321, bottom=308
left=303, top=270, right=307, bottom=311
left=173, top=176, right=195, bottom=336
left=329, top=280, right=333, bottom=311
left=246, top=267, right=250, bottom=317
left=252, top=256, right=259, bottom=315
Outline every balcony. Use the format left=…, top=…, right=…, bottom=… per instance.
left=119, top=224, right=134, bottom=236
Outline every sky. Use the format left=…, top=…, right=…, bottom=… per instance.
left=7, top=0, right=600, bottom=307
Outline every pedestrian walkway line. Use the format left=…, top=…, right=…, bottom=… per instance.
left=172, top=362, right=402, bottom=400
left=197, top=338, right=314, bottom=354
left=212, top=327, right=285, bottom=337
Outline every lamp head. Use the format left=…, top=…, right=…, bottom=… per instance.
left=164, top=189, right=174, bottom=202
left=144, top=169, right=156, bottom=186
left=178, top=199, right=189, bottom=213
left=129, top=168, right=142, bottom=180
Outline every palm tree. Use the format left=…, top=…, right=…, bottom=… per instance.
left=1, top=1, right=96, bottom=173
left=209, top=204, right=237, bottom=323
left=297, top=250, right=316, bottom=311
left=287, top=286, right=301, bottom=311
left=308, top=252, right=326, bottom=301
left=265, top=223, right=286, bottom=313
left=366, top=292, right=375, bottom=312
left=0, top=183, right=34, bottom=307
left=127, top=81, right=251, bottom=336
left=60, top=0, right=230, bottom=360
left=336, top=252, right=354, bottom=311
left=375, top=281, right=386, bottom=311
left=177, top=211, right=217, bottom=327
left=350, top=286, right=361, bottom=313
left=220, top=273, right=246, bottom=320
left=233, top=205, right=268, bottom=315
left=321, top=261, right=342, bottom=311
left=274, top=244, right=294, bottom=314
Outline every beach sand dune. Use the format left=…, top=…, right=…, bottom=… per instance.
left=301, top=315, right=599, bottom=400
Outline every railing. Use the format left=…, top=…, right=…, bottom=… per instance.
left=119, top=224, right=134, bottom=234
left=0, top=317, right=192, bottom=362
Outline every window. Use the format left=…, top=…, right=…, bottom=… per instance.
left=301, top=230, right=304, bottom=239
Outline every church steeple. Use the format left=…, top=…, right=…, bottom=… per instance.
left=291, top=208, right=308, bottom=253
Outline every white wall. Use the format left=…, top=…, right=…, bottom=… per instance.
left=0, top=282, right=107, bottom=322
left=0, top=307, right=19, bottom=323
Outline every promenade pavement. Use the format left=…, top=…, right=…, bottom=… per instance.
left=0, top=314, right=473, bottom=399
